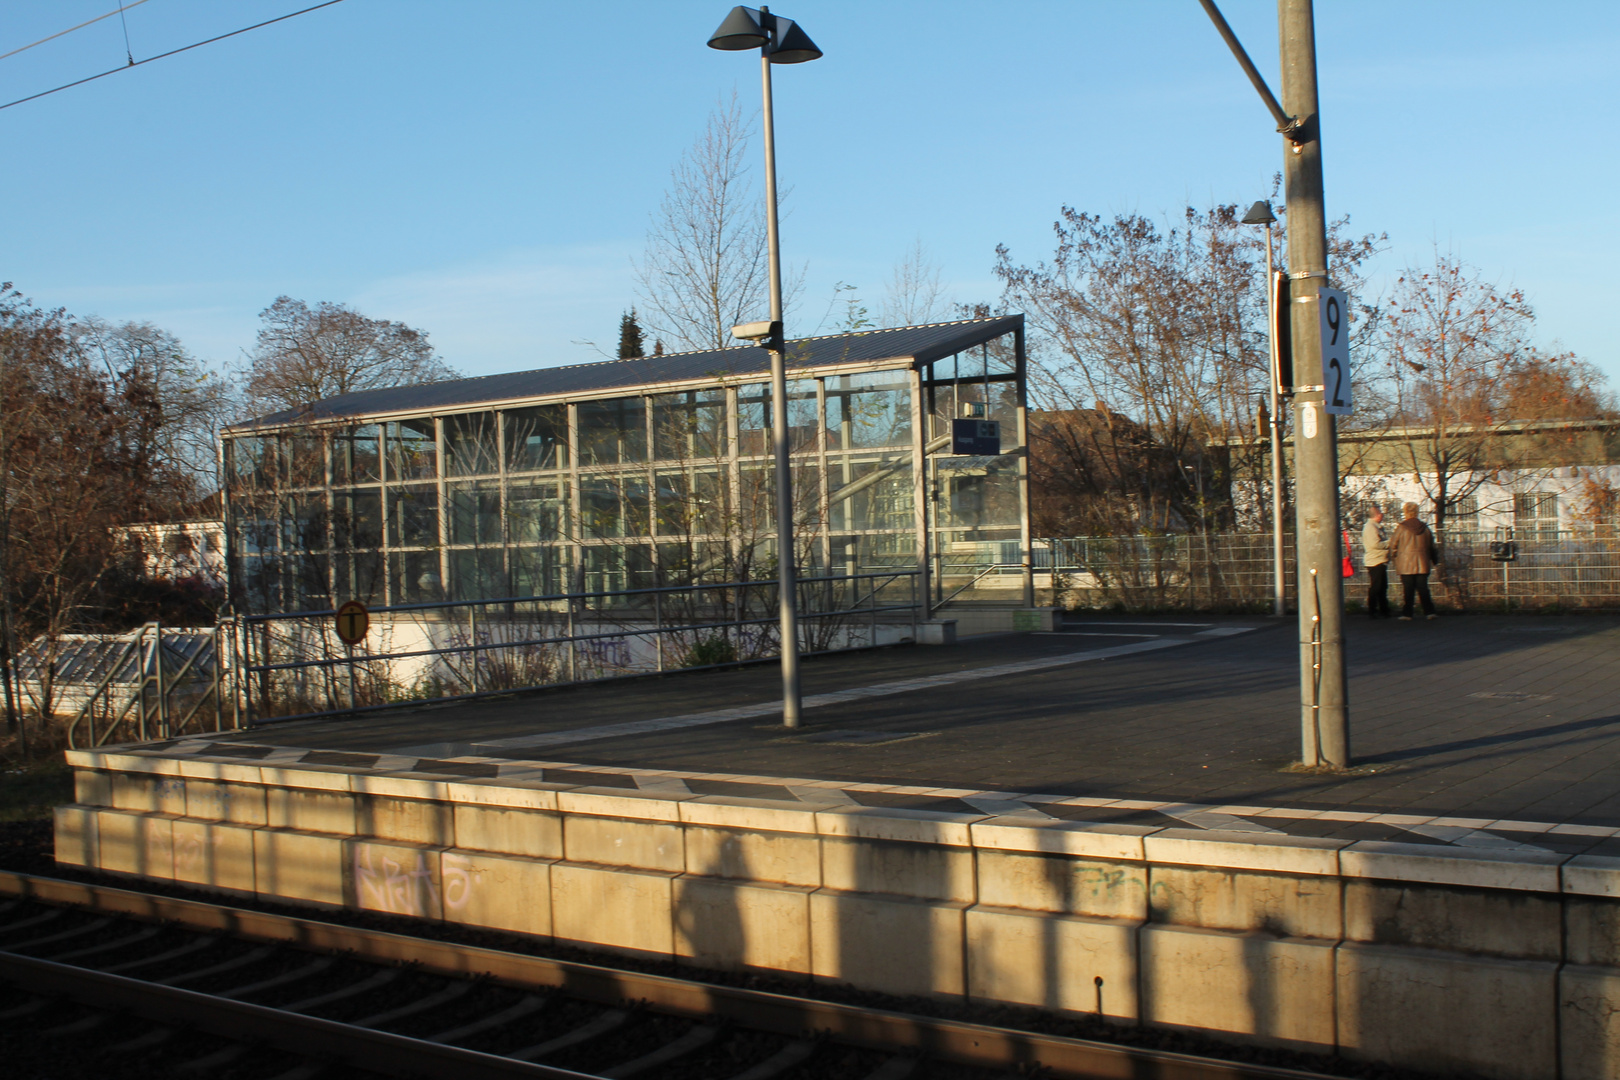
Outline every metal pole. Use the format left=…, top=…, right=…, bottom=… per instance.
left=467, top=603, right=478, bottom=694
left=760, top=28, right=802, bottom=728
left=345, top=641, right=357, bottom=711
left=1265, top=222, right=1287, bottom=617
left=1280, top=0, right=1349, bottom=766
left=154, top=623, right=169, bottom=739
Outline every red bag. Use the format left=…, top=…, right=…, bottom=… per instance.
left=1341, top=530, right=1356, bottom=578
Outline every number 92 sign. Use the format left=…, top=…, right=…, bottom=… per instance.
left=1318, top=287, right=1352, bottom=416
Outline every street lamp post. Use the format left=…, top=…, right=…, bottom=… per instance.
left=1242, top=199, right=1287, bottom=618
left=708, top=5, right=821, bottom=728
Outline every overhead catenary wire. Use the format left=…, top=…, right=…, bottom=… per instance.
left=0, top=0, right=152, bottom=64
left=0, top=0, right=347, bottom=113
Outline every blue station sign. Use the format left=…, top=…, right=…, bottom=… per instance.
left=951, top=418, right=1001, bottom=456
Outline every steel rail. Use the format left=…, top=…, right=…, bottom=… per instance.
left=0, top=870, right=1340, bottom=1080
left=0, top=950, right=594, bottom=1080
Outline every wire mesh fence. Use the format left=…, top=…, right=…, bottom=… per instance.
left=1039, top=530, right=1620, bottom=613
left=1043, top=534, right=1297, bottom=611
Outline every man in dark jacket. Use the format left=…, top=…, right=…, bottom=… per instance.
left=1386, top=501, right=1440, bottom=620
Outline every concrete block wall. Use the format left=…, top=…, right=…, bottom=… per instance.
left=55, top=746, right=1620, bottom=1080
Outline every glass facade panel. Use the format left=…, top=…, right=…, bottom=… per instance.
left=737, top=383, right=770, bottom=456
left=288, top=493, right=328, bottom=554
left=737, top=463, right=775, bottom=537
left=583, top=543, right=654, bottom=596
left=935, top=457, right=1021, bottom=537
left=580, top=476, right=650, bottom=539
left=508, top=482, right=566, bottom=544
left=830, top=459, right=913, bottom=532
left=653, top=390, right=727, bottom=461
left=387, top=485, right=439, bottom=547
left=389, top=551, right=444, bottom=603
left=788, top=379, right=818, bottom=453
left=333, top=425, right=381, bottom=484
left=511, top=545, right=566, bottom=597
left=238, top=554, right=284, bottom=612
left=450, top=548, right=507, bottom=599
left=448, top=480, right=502, bottom=546
left=826, top=372, right=911, bottom=449
left=351, top=551, right=387, bottom=603
left=579, top=397, right=647, bottom=465
left=386, top=419, right=437, bottom=480
left=333, top=489, right=382, bottom=549
left=505, top=404, right=567, bottom=472
left=229, top=436, right=279, bottom=491
left=286, top=433, right=326, bottom=489
left=234, top=493, right=281, bottom=555
left=654, top=468, right=726, bottom=538
left=291, top=551, right=331, bottom=609
left=444, top=412, right=499, bottom=477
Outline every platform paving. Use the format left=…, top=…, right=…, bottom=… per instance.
left=197, top=612, right=1620, bottom=854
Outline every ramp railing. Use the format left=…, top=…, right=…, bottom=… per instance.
left=231, top=569, right=920, bottom=725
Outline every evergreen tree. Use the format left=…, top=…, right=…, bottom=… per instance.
left=617, top=309, right=646, bottom=359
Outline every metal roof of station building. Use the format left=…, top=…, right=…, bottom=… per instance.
left=227, top=314, right=1021, bottom=433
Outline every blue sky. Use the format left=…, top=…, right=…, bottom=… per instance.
left=4, top=1, right=1616, bottom=383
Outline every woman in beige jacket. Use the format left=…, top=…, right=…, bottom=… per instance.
left=1386, top=502, right=1440, bottom=620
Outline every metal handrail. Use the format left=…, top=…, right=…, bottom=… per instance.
left=934, top=562, right=1025, bottom=607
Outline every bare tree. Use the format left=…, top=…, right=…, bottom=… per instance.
left=635, top=94, right=799, bottom=352
left=998, top=202, right=1382, bottom=536
left=74, top=318, right=234, bottom=500
left=1373, top=251, right=1608, bottom=534
left=881, top=237, right=947, bottom=327
left=0, top=290, right=183, bottom=725
left=237, top=297, right=457, bottom=417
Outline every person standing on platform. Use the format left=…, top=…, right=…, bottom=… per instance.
left=1362, top=506, right=1391, bottom=619
left=1387, top=502, right=1440, bottom=621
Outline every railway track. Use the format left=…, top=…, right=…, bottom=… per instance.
left=0, top=870, right=1340, bottom=1080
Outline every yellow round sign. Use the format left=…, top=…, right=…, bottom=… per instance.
left=335, top=600, right=369, bottom=646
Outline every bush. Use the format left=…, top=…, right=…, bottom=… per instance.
left=683, top=634, right=737, bottom=668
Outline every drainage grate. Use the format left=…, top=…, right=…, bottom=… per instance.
left=408, top=759, right=501, bottom=778
left=542, top=769, right=638, bottom=789
left=300, top=751, right=381, bottom=769
left=202, top=744, right=276, bottom=759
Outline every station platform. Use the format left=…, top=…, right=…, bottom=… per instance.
left=52, top=613, right=1620, bottom=1080
left=222, top=612, right=1620, bottom=843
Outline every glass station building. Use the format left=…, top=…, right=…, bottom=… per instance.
left=220, top=315, right=1030, bottom=618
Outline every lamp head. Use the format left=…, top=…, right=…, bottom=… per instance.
left=767, top=17, right=821, bottom=63
left=708, top=6, right=768, bottom=51
left=707, top=6, right=821, bottom=62
left=731, top=319, right=781, bottom=342
left=1241, top=200, right=1277, bottom=226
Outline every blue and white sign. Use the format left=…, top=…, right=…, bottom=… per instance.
left=1318, top=286, right=1352, bottom=416
left=951, top=418, right=1001, bottom=456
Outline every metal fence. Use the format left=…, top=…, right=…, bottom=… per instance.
left=1041, top=534, right=1296, bottom=610
left=1437, top=531, right=1620, bottom=610
left=231, top=569, right=921, bottom=725
left=1037, top=530, right=1620, bottom=612
left=47, top=623, right=235, bottom=749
